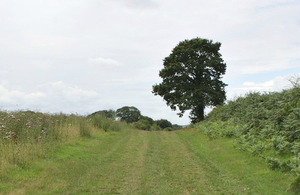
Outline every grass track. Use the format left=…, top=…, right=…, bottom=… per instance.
left=1, top=129, right=294, bottom=194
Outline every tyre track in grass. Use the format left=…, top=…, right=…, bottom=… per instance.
left=146, top=131, right=243, bottom=194
left=90, top=129, right=150, bottom=194
left=157, top=131, right=216, bottom=194
left=61, top=129, right=150, bottom=194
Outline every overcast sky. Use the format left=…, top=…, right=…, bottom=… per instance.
left=1, top=0, right=300, bottom=125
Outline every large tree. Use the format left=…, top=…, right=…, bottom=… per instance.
left=152, top=38, right=227, bottom=123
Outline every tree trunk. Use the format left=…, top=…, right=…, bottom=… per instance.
left=197, top=105, right=204, bottom=122
left=191, top=105, right=204, bottom=124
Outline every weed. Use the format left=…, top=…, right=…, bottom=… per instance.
left=0, top=110, right=116, bottom=180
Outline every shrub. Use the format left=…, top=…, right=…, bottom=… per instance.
left=134, top=119, right=151, bottom=130
left=150, top=124, right=161, bottom=131
left=163, top=127, right=173, bottom=131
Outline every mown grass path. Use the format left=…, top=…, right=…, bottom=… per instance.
left=2, top=129, right=294, bottom=194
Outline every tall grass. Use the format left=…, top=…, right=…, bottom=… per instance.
left=0, top=110, right=127, bottom=182
left=88, top=114, right=127, bottom=132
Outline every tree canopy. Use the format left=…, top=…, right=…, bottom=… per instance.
left=89, top=109, right=116, bottom=119
left=140, top=115, right=154, bottom=125
left=152, top=38, right=227, bottom=123
left=155, top=119, right=172, bottom=129
left=116, top=106, right=141, bottom=123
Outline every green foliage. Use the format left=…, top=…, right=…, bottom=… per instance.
left=109, top=121, right=124, bottom=132
left=271, top=136, right=290, bottom=154
left=0, top=109, right=131, bottom=181
left=0, top=111, right=68, bottom=145
left=266, top=157, right=280, bottom=170
left=291, top=142, right=300, bottom=155
left=163, top=127, right=173, bottom=131
left=172, top=124, right=183, bottom=130
left=150, top=124, right=161, bottom=131
left=89, top=114, right=125, bottom=132
left=79, top=117, right=92, bottom=137
left=140, top=115, right=154, bottom=125
left=196, top=76, right=300, bottom=190
left=116, top=106, right=141, bottom=123
left=89, top=114, right=109, bottom=131
left=133, top=118, right=179, bottom=131
left=152, top=38, right=227, bottom=123
left=134, top=119, right=151, bottom=130
left=89, top=109, right=116, bottom=119
left=0, top=111, right=91, bottom=175
left=155, top=119, right=172, bottom=129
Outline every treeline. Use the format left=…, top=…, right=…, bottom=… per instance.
left=196, top=77, right=300, bottom=192
left=89, top=106, right=182, bottom=131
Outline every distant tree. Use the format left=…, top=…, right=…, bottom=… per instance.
left=116, top=106, right=141, bottom=123
left=90, top=109, right=116, bottom=119
left=152, top=38, right=227, bottom=123
left=140, top=115, right=154, bottom=125
left=172, top=124, right=183, bottom=130
left=155, top=119, right=172, bottom=129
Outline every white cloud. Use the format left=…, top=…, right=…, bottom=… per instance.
left=227, top=74, right=297, bottom=100
left=119, top=0, right=159, bottom=9
left=243, top=82, right=256, bottom=86
left=0, top=81, right=101, bottom=113
left=39, top=81, right=100, bottom=103
left=25, top=33, right=73, bottom=48
left=88, top=57, right=124, bottom=67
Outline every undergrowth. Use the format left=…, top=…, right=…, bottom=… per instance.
left=196, top=76, right=300, bottom=193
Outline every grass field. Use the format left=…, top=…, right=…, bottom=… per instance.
left=0, top=128, right=295, bottom=194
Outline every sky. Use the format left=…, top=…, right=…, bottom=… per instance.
left=1, top=0, right=300, bottom=125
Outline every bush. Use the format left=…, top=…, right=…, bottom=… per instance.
left=134, top=119, right=151, bottom=130
left=150, top=124, right=161, bottom=131
left=163, top=127, right=173, bottom=131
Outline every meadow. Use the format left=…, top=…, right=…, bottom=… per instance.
left=0, top=110, right=296, bottom=194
